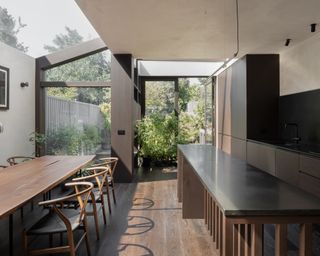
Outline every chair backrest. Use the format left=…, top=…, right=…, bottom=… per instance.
left=73, top=167, right=109, bottom=196
left=39, top=182, right=94, bottom=224
left=7, top=156, right=35, bottom=166
left=92, top=157, right=118, bottom=176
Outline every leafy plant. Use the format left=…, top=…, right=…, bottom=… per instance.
left=29, top=132, right=46, bottom=156
left=136, top=113, right=178, bottom=162
left=30, top=125, right=102, bottom=156
left=46, top=126, right=82, bottom=155
left=178, top=112, right=200, bottom=144
left=100, top=102, right=111, bottom=130
left=81, top=125, right=101, bottom=153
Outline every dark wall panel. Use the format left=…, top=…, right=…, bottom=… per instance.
left=247, top=54, right=279, bottom=140
left=279, top=89, right=320, bottom=145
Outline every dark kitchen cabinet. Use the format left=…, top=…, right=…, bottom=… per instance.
left=217, top=54, right=279, bottom=157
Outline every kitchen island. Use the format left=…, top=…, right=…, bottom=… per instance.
left=178, top=144, right=320, bottom=256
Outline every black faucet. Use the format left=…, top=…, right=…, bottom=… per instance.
left=284, top=123, right=301, bottom=144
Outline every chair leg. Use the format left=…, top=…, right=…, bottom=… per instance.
left=60, top=232, right=63, bottom=246
left=111, top=183, right=116, bottom=205
left=49, top=234, right=53, bottom=247
left=105, top=185, right=112, bottom=215
left=20, top=206, right=24, bottom=220
left=91, top=196, right=100, bottom=239
left=83, top=218, right=91, bottom=256
left=67, top=230, right=76, bottom=256
left=100, top=194, right=107, bottom=225
left=22, top=229, right=28, bottom=256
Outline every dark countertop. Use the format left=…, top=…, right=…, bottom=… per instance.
left=247, top=139, right=320, bottom=158
left=178, top=144, right=320, bottom=217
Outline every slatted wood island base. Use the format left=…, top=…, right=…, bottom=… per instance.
left=178, top=145, right=320, bottom=256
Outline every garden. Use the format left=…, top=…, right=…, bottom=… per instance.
left=136, top=78, right=209, bottom=166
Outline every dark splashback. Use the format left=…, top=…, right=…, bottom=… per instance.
left=279, top=89, right=320, bottom=145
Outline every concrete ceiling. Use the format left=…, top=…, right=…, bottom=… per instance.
left=75, top=0, right=320, bottom=61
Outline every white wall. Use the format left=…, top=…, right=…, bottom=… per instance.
left=0, top=42, right=35, bottom=165
left=280, top=33, right=320, bottom=96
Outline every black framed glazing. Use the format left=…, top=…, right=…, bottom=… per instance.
left=0, top=65, right=9, bottom=110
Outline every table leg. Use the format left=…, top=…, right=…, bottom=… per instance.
left=223, top=216, right=233, bottom=256
left=9, top=214, right=13, bottom=256
left=251, top=224, right=263, bottom=256
left=204, top=190, right=207, bottom=225
left=239, top=224, right=245, bottom=255
left=233, top=224, right=239, bottom=255
left=275, top=224, right=287, bottom=256
left=299, top=223, right=312, bottom=256
left=212, top=200, right=216, bottom=242
left=245, top=224, right=252, bottom=256
left=215, top=205, right=219, bottom=250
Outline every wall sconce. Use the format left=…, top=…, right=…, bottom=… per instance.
left=285, top=38, right=291, bottom=46
left=20, top=82, right=29, bottom=88
left=0, top=122, right=4, bottom=133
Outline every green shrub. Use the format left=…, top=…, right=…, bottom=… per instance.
left=46, top=126, right=82, bottom=155
left=82, top=125, right=101, bottom=153
left=136, top=113, right=178, bottom=161
left=178, top=112, right=200, bottom=144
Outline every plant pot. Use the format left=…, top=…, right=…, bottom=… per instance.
left=142, top=157, right=151, bottom=167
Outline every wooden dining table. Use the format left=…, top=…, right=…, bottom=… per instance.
left=0, top=155, right=95, bottom=256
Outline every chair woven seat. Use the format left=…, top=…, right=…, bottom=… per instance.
left=23, top=181, right=93, bottom=256
left=27, top=210, right=80, bottom=235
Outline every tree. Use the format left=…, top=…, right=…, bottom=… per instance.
left=0, top=6, right=28, bottom=52
left=145, top=81, right=175, bottom=115
left=45, top=27, right=111, bottom=105
left=44, top=27, right=83, bottom=52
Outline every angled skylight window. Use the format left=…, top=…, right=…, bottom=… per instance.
left=0, top=0, right=99, bottom=57
left=45, top=50, right=111, bottom=82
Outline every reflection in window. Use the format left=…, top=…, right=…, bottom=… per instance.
left=0, top=69, right=6, bottom=105
left=45, top=87, right=111, bottom=155
left=0, top=1, right=98, bottom=57
left=45, top=50, right=111, bottom=82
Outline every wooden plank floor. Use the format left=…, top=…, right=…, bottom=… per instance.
left=0, top=166, right=217, bottom=256
left=93, top=167, right=218, bottom=256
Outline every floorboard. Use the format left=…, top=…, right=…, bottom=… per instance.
left=94, top=166, right=217, bottom=256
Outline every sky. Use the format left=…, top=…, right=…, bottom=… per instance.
left=0, top=0, right=99, bottom=57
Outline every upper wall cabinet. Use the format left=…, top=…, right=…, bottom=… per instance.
left=217, top=54, right=279, bottom=142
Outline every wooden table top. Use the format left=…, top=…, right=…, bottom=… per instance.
left=0, top=155, right=95, bottom=218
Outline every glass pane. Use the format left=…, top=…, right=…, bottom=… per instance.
left=145, top=81, right=175, bottom=116
left=45, top=50, right=111, bottom=82
left=0, top=69, right=6, bottom=105
left=178, top=78, right=205, bottom=144
left=204, top=80, right=213, bottom=143
left=0, top=1, right=99, bottom=57
left=45, top=87, right=111, bottom=155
